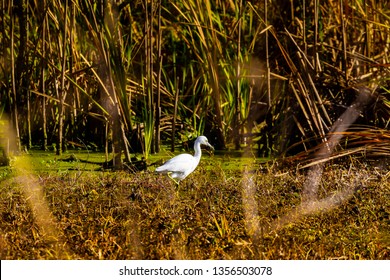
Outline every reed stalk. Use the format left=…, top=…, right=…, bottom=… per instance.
left=155, top=0, right=162, bottom=153
left=56, top=0, right=68, bottom=156
left=40, top=0, right=48, bottom=151
left=10, top=0, right=21, bottom=153
left=171, top=77, right=179, bottom=152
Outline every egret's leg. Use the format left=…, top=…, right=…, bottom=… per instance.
left=167, top=173, right=180, bottom=186
left=166, top=173, right=180, bottom=196
left=174, top=181, right=181, bottom=196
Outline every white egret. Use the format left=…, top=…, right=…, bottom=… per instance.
left=156, top=136, right=214, bottom=183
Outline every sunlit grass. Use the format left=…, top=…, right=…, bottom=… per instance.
left=0, top=152, right=388, bottom=259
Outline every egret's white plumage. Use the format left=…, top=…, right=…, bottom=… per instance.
left=156, top=136, right=213, bottom=183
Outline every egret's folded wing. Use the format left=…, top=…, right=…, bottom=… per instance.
left=155, top=154, right=194, bottom=173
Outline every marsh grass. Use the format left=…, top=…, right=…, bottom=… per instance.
left=0, top=152, right=388, bottom=259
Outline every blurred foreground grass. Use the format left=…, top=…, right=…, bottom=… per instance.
left=0, top=151, right=389, bottom=259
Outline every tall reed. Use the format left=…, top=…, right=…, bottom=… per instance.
left=0, top=0, right=389, bottom=162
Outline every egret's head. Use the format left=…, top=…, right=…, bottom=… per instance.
left=197, top=136, right=214, bottom=150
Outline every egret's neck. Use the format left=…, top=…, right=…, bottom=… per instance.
left=193, top=141, right=202, bottom=160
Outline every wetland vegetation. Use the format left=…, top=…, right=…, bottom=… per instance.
left=0, top=0, right=389, bottom=259
left=0, top=150, right=389, bottom=259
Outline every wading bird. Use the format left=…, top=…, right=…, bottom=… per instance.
left=156, top=136, right=214, bottom=184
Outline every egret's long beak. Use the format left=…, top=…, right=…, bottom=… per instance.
left=206, top=142, right=214, bottom=150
